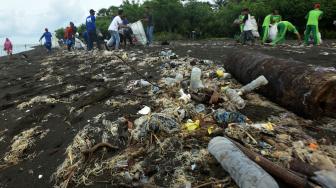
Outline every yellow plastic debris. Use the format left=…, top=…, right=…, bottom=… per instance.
left=216, top=70, right=224, bottom=78
left=184, top=120, right=200, bottom=131
left=208, top=126, right=214, bottom=135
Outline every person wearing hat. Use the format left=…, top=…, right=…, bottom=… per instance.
left=304, top=3, right=323, bottom=45
left=39, top=28, right=52, bottom=52
left=271, top=21, right=301, bottom=45
left=86, top=9, right=101, bottom=50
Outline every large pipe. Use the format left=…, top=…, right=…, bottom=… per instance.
left=225, top=51, right=336, bottom=118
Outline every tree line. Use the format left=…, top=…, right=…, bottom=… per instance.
left=56, top=0, right=336, bottom=41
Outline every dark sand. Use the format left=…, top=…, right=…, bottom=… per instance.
left=0, top=40, right=335, bottom=187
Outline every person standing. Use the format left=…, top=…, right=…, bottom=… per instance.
left=271, top=21, right=301, bottom=45
left=121, top=15, right=134, bottom=47
left=39, top=28, right=52, bottom=52
left=240, top=8, right=255, bottom=45
left=304, top=3, right=323, bottom=45
left=3, top=38, right=13, bottom=57
left=86, top=9, right=101, bottom=50
left=107, top=9, right=128, bottom=50
left=64, top=22, right=76, bottom=51
left=143, top=7, right=154, bottom=46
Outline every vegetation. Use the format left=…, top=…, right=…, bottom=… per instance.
left=56, top=0, right=336, bottom=41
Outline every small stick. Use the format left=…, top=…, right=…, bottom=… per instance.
left=81, top=142, right=119, bottom=155
left=153, top=134, right=164, bottom=152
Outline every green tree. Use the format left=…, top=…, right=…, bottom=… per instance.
left=55, top=28, right=65, bottom=39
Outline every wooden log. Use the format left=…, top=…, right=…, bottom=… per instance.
left=225, top=51, right=336, bottom=118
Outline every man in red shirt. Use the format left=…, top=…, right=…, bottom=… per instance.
left=64, top=22, right=76, bottom=51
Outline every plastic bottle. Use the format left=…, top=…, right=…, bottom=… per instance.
left=175, top=73, right=184, bottom=83
left=223, top=87, right=246, bottom=109
left=208, top=137, right=279, bottom=188
left=190, top=67, right=204, bottom=90
left=240, top=75, right=268, bottom=94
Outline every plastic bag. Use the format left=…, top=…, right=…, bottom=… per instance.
left=128, top=21, right=147, bottom=45
left=269, top=24, right=278, bottom=41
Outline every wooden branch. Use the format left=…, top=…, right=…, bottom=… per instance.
left=81, top=142, right=119, bottom=156
left=229, top=137, right=319, bottom=188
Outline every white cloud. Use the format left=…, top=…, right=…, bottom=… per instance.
left=0, top=0, right=122, bottom=43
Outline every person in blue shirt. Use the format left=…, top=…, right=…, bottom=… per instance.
left=39, top=28, right=52, bottom=52
left=86, top=9, right=101, bottom=50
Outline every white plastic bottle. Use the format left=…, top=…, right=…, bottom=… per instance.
left=240, top=75, right=268, bottom=94
left=190, top=67, right=204, bottom=90
left=223, top=87, right=246, bottom=109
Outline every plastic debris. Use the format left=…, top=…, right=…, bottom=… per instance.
left=222, top=87, right=246, bottom=109
left=239, top=75, right=269, bottom=95
left=195, top=104, right=206, bottom=113
left=179, top=89, right=191, bottom=103
left=208, top=137, right=279, bottom=188
left=138, top=106, right=151, bottom=115
left=313, top=169, right=336, bottom=188
left=190, top=67, right=204, bottom=90
left=214, top=109, right=249, bottom=125
left=184, top=119, right=200, bottom=131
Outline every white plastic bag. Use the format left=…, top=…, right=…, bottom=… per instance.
left=250, top=17, right=260, bottom=38
left=128, top=20, right=147, bottom=45
left=52, top=33, right=60, bottom=48
left=269, top=24, right=278, bottom=41
left=74, top=38, right=86, bottom=50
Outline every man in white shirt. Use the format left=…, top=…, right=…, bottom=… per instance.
left=240, top=8, right=255, bottom=45
left=107, top=9, right=128, bottom=50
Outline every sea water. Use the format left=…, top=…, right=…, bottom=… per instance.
left=0, top=44, right=34, bottom=57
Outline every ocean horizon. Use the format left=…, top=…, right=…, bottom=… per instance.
left=0, top=44, right=36, bottom=57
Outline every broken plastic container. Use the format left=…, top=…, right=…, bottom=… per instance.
left=190, top=67, right=204, bottom=90
left=223, top=87, right=246, bottom=109
left=240, top=75, right=268, bottom=94
left=208, top=137, right=279, bottom=188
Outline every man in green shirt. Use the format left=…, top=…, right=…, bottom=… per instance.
left=272, top=21, right=301, bottom=45
left=304, top=3, right=323, bottom=45
left=262, top=10, right=281, bottom=44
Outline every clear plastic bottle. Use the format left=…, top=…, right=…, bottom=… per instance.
left=190, top=67, right=204, bottom=90
left=208, top=137, right=279, bottom=188
left=223, top=87, right=246, bottom=109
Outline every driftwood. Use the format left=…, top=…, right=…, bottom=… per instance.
left=82, top=142, right=119, bottom=156
left=289, top=159, right=319, bottom=177
left=225, top=51, right=336, bottom=118
left=229, top=137, right=319, bottom=188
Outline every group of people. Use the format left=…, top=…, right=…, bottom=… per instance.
left=37, top=7, right=154, bottom=53
left=238, top=3, right=323, bottom=46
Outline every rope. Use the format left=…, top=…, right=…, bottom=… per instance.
left=114, top=54, right=161, bottom=89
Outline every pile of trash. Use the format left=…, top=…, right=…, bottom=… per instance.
left=51, top=49, right=336, bottom=187
left=0, top=126, right=49, bottom=169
